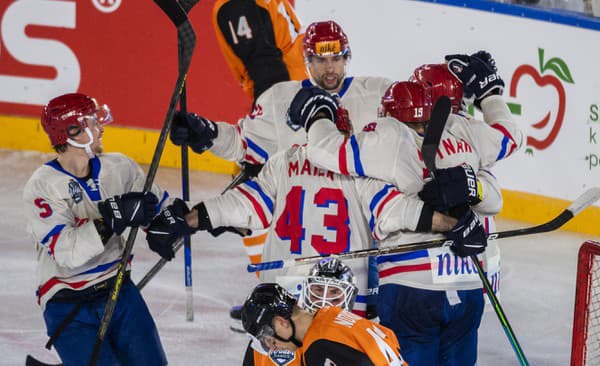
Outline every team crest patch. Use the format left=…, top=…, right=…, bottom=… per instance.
left=68, top=180, right=83, bottom=203
left=269, top=349, right=296, bottom=366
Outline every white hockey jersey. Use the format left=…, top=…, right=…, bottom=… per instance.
left=23, top=153, right=168, bottom=309
left=202, top=145, right=405, bottom=316
left=210, top=76, right=391, bottom=164
left=306, top=95, right=523, bottom=291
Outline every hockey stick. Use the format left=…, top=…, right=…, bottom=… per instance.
left=136, top=168, right=249, bottom=290
left=25, top=355, right=61, bottom=366
left=422, top=97, right=529, bottom=366
left=88, top=2, right=196, bottom=365
left=177, top=0, right=201, bottom=323
left=248, top=186, right=600, bottom=272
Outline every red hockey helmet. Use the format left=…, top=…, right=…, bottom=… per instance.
left=410, top=64, right=463, bottom=113
left=303, top=21, right=351, bottom=59
left=380, top=81, right=432, bottom=123
left=41, top=93, right=112, bottom=146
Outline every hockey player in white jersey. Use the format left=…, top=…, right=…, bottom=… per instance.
left=290, top=53, right=523, bottom=365
left=23, top=93, right=169, bottom=365
left=168, top=20, right=390, bottom=313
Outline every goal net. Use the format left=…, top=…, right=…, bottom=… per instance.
left=572, top=240, right=600, bottom=366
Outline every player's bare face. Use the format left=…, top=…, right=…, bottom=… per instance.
left=87, top=119, right=104, bottom=155
left=309, top=55, right=346, bottom=92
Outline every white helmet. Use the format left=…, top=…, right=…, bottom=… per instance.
left=301, top=258, right=358, bottom=312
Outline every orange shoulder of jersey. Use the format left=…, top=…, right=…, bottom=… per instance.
left=302, top=307, right=407, bottom=365
left=212, top=0, right=307, bottom=98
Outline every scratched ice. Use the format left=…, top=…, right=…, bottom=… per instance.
left=1, top=149, right=597, bottom=365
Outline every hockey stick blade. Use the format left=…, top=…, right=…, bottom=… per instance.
left=248, top=187, right=600, bottom=272
left=421, top=96, right=451, bottom=173
left=88, top=1, right=196, bottom=365
left=25, top=355, right=62, bottom=366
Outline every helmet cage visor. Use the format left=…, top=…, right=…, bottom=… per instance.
left=301, top=276, right=356, bottom=312
left=248, top=324, right=278, bottom=354
left=64, top=103, right=113, bottom=138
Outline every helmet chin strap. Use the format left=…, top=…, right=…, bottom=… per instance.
left=66, top=127, right=96, bottom=159
left=273, top=319, right=303, bottom=348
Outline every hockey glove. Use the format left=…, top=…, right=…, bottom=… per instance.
left=445, top=53, right=504, bottom=107
left=146, top=198, right=197, bottom=261
left=445, top=208, right=487, bottom=258
left=418, top=164, right=482, bottom=213
left=286, top=86, right=338, bottom=132
left=190, top=202, right=251, bottom=237
left=169, top=111, right=218, bottom=154
left=98, top=192, right=158, bottom=236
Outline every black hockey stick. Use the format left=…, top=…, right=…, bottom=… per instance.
left=136, top=168, right=249, bottom=290
left=248, top=186, right=600, bottom=272
left=25, top=355, right=61, bottom=366
left=88, top=1, right=196, bottom=365
left=178, top=0, right=201, bottom=324
left=423, top=98, right=529, bottom=366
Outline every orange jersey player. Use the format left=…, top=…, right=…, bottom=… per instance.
left=243, top=258, right=358, bottom=366
left=241, top=283, right=407, bottom=366
left=213, top=0, right=307, bottom=100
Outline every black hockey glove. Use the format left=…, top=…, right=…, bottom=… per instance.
left=286, top=86, right=338, bottom=132
left=169, top=111, right=218, bottom=154
left=419, top=164, right=482, bottom=213
left=445, top=52, right=504, bottom=107
left=98, top=192, right=158, bottom=236
left=445, top=208, right=487, bottom=258
left=190, top=202, right=251, bottom=237
left=146, top=198, right=197, bottom=261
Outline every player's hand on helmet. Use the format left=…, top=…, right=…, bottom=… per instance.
left=169, top=111, right=218, bottom=154
left=98, top=192, right=158, bottom=236
left=287, top=86, right=338, bottom=131
left=146, top=198, right=197, bottom=261
left=419, top=164, right=482, bottom=213
left=445, top=207, right=487, bottom=257
left=445, top=52, right=504, bottom=108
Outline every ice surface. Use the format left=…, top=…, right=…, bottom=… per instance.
left=1, top=149, right=597, bottom=365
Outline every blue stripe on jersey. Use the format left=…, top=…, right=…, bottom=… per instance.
left=377, top=250, right=429, bottom=264
left=45, top=157, right=102, bottom=201
left=368, top=184, right=395, bottom=231
left=496, top=135, right=510, bottom=161
left=349, top=136, right=365, bottom=176
left=78, top=255, right=133, bottom=276
left=355, top=294, right=367, bottom=303
left=301, top=79, right=312, bottom=88
left=157, top=191, right=169, bottom=213
left=337, top=77, right=354, bottom=98
left=243, top=180, right=274, bottom=214
left=41, top=224, right=66, bottom=245
left=245, top=137, right=269, bottom=161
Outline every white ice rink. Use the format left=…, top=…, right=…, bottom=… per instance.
left=1, top=149, right=598, bottom=365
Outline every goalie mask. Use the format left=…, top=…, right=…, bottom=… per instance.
left=241, top=283, right=302, bottom=354
left=379, top=81, right=432, bottom=123
left=301, top=258, right=358, bottom=313
left=410, top=63, right=463, bottom=113
left=41, top=93, right=113, bottom=157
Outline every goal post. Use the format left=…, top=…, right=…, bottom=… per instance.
left=571, top=240, right=600, bottom=366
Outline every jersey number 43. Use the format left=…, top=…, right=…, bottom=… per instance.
left=275, top=186, right=350, bottom=255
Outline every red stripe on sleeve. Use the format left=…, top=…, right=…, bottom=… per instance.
left=236, top=186, right=270, bottom=227
left=375, top=190, right=401, bottom=219
left=338, top=137, right=350, bottom=176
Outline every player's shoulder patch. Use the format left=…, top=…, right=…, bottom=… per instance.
left=268, top=349, right=297, bottom=366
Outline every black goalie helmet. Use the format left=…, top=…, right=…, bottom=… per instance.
left=301, top=257, right=358, bottom=312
